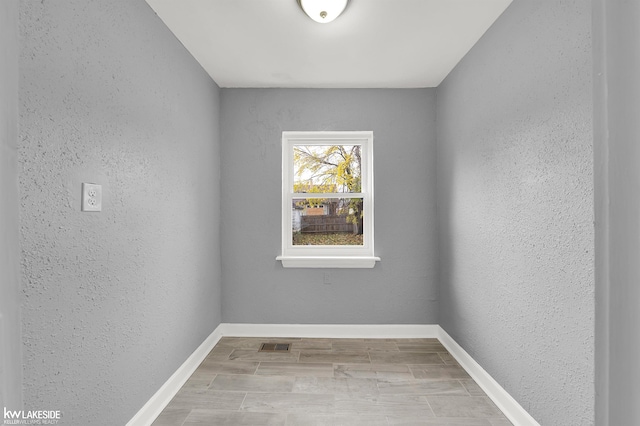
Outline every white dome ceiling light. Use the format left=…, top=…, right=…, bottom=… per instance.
left=296, top=0, right=350, bottom=24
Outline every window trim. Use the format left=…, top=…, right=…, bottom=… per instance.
left=276, top=131, right=380, bottom=268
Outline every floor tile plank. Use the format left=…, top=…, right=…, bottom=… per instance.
left=205, top=347, right=234, bottom=360
left=459, top=379, right=487, bottom=396
left=489, top=419, right=514, bottom=426
left=229, top=349, right=300, bottom=362
left=293, top=377, right=379, bottom=396
left=256, top=361, right=334, bottom=377
left=299, top=350, right=371, bottom=364
left=241, top=392, right=335, bottom=414
left=209, top=374, right=295, bottom=393
left=438, top=352, right=460, bottom=365
left=334, top=394, right=435, bottom=417
left=370, top=351, right=444, bottom=365
left=197, top=359, right=259, bottom=375
left=377, top=378, right=468, bottom=396
left=290, top=339, right=333, bottom=351
left=426, top=396, right=505, bottom=418
left=183, top=409, right=286, bottom=425
left=409, top=364, right=471, bottom=380
left=166, top=389, right=246, bottom=411
left=387, top=416, right=493, bottom=425
left=286, top=413, right=388, bottom=425
left=397, top=343, right=448, bottom=352
left=331, top=341, right=399, bottom=352
left=151, top=408, right=190, bottom=426
left=182, top=370, right=217, bottom=390
left=334, top=363, right=412, bottom=380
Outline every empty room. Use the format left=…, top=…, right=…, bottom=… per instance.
left=1, top=0, right=638, bottom=425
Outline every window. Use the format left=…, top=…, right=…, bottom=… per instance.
left=276, top=131, right=380, bottom=268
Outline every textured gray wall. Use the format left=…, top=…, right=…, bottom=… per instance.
left=594, top=1, right=640, bottom=425
left=220, top=89, right=438, bottom=324
left=19, top=0, right=222, bottom=424
left=436, top=1, right=593, bottom=425
left=1, top=0, right=23, bottom=412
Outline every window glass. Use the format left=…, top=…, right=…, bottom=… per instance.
left=292, top=197, right=364, bottom=246
left=293, top=145, right=361, bottom=193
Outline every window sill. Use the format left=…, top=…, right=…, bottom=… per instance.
left=276, top=256, right=381, bottom=269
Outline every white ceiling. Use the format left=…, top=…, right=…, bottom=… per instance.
left=145, top=0, right=512, bottom=88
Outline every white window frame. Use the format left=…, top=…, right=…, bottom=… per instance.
left=276, top=131, right=380, bottom=268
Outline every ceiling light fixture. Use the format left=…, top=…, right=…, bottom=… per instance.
left=296, top=0, right=350, bottom=24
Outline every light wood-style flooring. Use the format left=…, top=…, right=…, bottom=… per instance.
left=152, top=337, right=512, bottom=425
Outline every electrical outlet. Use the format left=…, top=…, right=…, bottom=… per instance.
left=323, top=272, right=332, bottom=285
left=81, top=183, right=102, bottom=212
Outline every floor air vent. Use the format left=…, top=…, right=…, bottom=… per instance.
left=259, top=343, right=291, bottom=352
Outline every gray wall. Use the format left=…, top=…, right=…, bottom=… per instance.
left=594, top=1, right=640, bottom=425
left=220, top=89, right=438, bottom=324
left=436, top=1, right=593, bottom=425
left=19, top=0, right=222, bottom=424
left=1, top=0, right=23, bottom=412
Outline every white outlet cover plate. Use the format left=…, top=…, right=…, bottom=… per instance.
left=82, top=183, right=102, bottom=212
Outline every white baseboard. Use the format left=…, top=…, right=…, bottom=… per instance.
left=437, top=327, right=541, bottom=426
left=128, top=323, right=539, bottom=426
left=217, top=323, right=440, bottom=339
left=126, top=326, right=224, bottom=426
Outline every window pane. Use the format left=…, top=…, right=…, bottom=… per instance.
left=292, top=198, right=364, bottom=246
left=293, top=145, right=361, bottom=193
